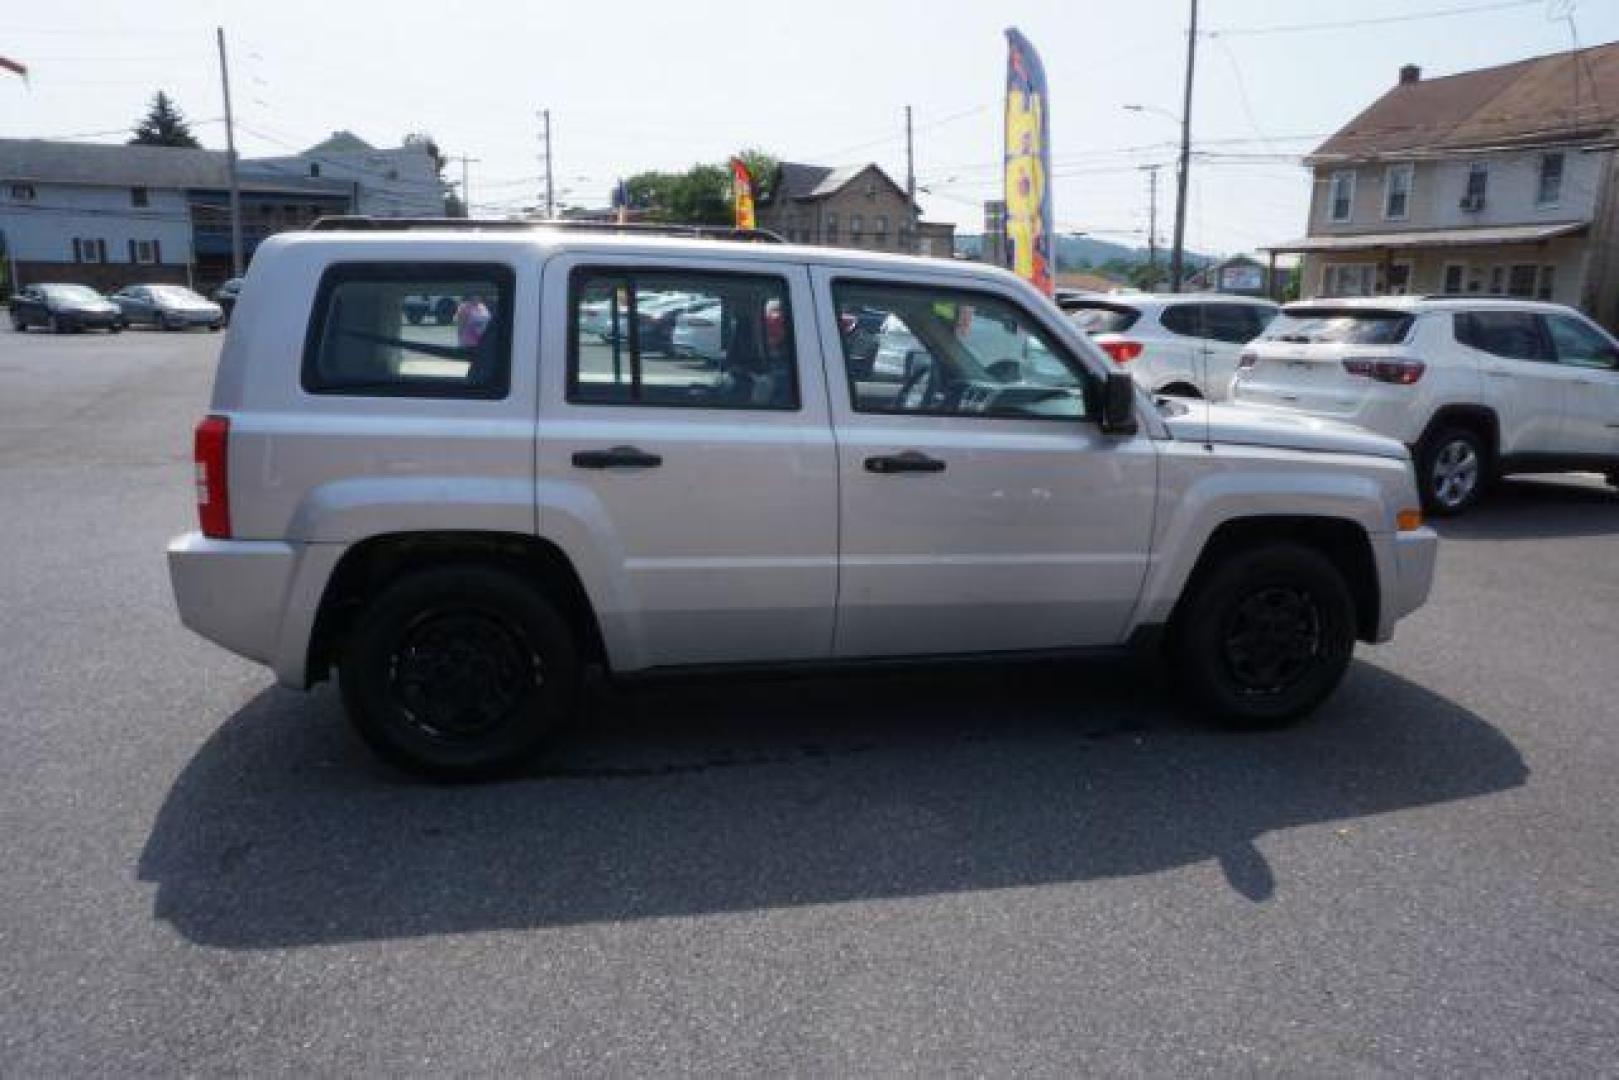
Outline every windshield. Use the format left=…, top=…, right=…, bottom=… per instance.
left=1261, top=308, right=1414, bottom=345
left=151, top=286, right=207, bottom=303
left=41, top=285, right=103, bottom=303
left=1064, top=303, right=1140, bottom=334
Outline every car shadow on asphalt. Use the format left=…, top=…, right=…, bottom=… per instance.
left=138, top=657, right=1527, bottom=948
left=1434, top=476, right=1619, bottom=541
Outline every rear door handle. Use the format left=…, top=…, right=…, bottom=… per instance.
left=571, top=445, right=663, bottom=469
left=865, top=451, right=946, bottom=474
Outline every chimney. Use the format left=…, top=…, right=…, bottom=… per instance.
left=1399, top=64, right=1422, bottom=86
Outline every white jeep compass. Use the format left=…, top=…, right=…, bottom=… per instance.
left=167, top=220, right=1436, bottom=779
left=1231, top=296, right=1619, bottom=514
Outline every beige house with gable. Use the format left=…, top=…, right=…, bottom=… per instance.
left=1267, top=44, right=1619, bottom=330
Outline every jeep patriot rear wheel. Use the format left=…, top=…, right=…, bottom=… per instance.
left=1169, top=542, right=1356, bottom=729
left=338, top=565, right=579, bottom=779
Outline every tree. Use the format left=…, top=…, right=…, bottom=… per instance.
left=623, top=152, right=779, bottom=225
left=129, top=91, right=201, bottom=148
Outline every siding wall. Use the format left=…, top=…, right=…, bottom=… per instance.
left=0, top=182, right=193, bottom=271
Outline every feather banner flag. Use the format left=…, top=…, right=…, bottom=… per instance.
left=729, top=157, right=757, bottom=230
left=1004, top=28, right=1054, bottom=295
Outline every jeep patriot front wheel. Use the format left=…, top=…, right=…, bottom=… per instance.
left=338, top=565, right=579, bottom=779
left=1170, top=542, right=1356, bottom=729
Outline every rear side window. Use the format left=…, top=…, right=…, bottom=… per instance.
left=1201, top=304, right=1266, bottom=344
left=1454, top=311, right=1551, bottom=362
left=302, top=262, right=514, bottom=397
left=1063, top=302, right=1140, bottom=334
left=1260, top=308, right=1414, bottom=345
left=1159, top=304, right=1203, bottom=338
left=568, top=269, right=798, bottom=410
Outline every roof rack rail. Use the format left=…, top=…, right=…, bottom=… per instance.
left=308, top=216, right=785, bottom=243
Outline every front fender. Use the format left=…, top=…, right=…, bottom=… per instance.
left=1134, top=441, right=1406, bottom=627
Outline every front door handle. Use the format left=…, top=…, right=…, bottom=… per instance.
left=571, top=445, right=663, bottom=469
left=1484, top=369, right=1514, bottom=378
left=865, top=451, right=946, bottom=474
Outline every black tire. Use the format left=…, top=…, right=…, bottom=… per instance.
left=110, top=322, right=123, bottom=334
left=1157, top=382, right=1202, bottom=398
left=48, top=314, right=66, bottom=334
left=405, top=310, right=424, bottom=325
left=434, top=298, right=457, bottom=325
left=338, top=565, right=579, bottom=780
left=11, top=317, right=25, bottom=332
left=208, top=322, right=222, bottom=332
left=1416, top=426, right=1487, bottom=515
left=1169, top=542, right=1356, bottom=730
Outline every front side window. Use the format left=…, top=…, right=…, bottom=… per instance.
left=1384, top=164, right=1413, bottom=219
left=302, top=262, right=514, bottom=397
left=1328, top=170, right=1354, bottom=222
left=1453, top=311, right=1550, bottom=362
left=569, top=270, right=798, bottom=410
left=1544, top=314, right=1619, bottom=370
left=1202, top=304, right=1265, bottom=344
left=1537, top=152, right=1564, bottom=205
left=833, top=281, right=1091, bottom=421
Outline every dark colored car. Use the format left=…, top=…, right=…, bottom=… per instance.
left=9, top=283, right=124, bottom=333
left=212, top=278, right=244, bottom=323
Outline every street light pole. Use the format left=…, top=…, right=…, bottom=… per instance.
left=1169, top=0, right=1199, bottom=294
left=215, top=26, right=244, bottom=277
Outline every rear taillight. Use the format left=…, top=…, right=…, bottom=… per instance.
left=1100, top=340, right=1144, bottom=364
left=194, top=415, right=231, bottom=539
left=1238, top=350, right=1259, bottom=370
left=1342, top=357, right=1425, bottom=385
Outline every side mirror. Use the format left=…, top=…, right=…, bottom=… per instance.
left=1100, top=371, right=1139, bottom=435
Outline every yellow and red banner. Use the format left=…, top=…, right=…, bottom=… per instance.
left=729, top=157, right=757, bottom=230
left=1004, top=28, right=1054, bottom=295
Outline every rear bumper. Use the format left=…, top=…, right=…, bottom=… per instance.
left=167, top=532, right=345, bottom=687
left=1373, top=527, right=1438, bottom=640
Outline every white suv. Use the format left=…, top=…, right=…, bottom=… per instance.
left=1059, top=292, right=1279, bottom=401
left=1231, top=297, right=1619, bottom=514
left=167, top=222, right=1435, bottom=779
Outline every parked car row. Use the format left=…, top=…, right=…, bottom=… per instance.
left=7, top=281, right=228, bottom=333
left=1059, top=290, right=1619, bottom=515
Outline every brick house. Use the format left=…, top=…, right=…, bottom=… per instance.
left=757, top=161, right=954, bottom=256
left=1266, top=44, right=1619, bottom=329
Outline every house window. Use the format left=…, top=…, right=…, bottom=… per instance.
left=128, top=240, right=158, bottom=264
left=874, top=214, right=889, bottom=244
left=1537, top=264, right=1556, bottom=301
left=1489, top=265, right=1505, bottom=294
left=1328, top=170, right=1355, bottom=222
left=1322, top=263, right=1376, bottom=296
left=1507, top=264, right=1538, bottom=298
left=72, top=237, right=106, bottom=264
left=131, top=186, right=149, bottom=208
left=850, top=214, right=864, bottom=240
left=309, top=163, right=321, bottom=178
left=1464, top=163, right=1488, bottom=208
left=1442, top=263, right=1466, bottom=294
left=8, top=183, right=36, bottom=200
left=824, top=212, right=838, bottom=243
left=1383, top=164, right=1413, bottom=220
left=1537, top=152, right=1564, bottom=206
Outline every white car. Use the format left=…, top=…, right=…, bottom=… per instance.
left=1231, top=296, right=1619, bottom=514
left=1060, top=293, right=1279, bottom=401
left=167, top=223, right=1434, bottom=779
left=669, top=299, right=724, bottom=359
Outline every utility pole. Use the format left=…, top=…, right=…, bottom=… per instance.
left=215, top=26, right=244, bottom=277
left=1143, top=164, right=1160, bottom=286
left=450, top=155, right=479, bottom=217
left=539, top=109, right=554, bottom=219
left=904, top=105, right=917, bottom=253
left=1169, top=0, right=1198, bottom=294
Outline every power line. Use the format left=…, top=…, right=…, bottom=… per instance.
left=1206, top=0, right=1541, bottom=38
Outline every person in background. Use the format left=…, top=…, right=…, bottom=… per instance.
left=454, top=294, right=491, bottom=347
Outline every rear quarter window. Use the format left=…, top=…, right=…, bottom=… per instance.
left=302, top=261, right=515, bottom=398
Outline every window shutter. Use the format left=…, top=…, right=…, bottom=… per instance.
left=97, top=239, right=108, bottom=263
left=153, top=239, right=161, bottom=263
left=72, top=238, right=82, bottom=263
left=129, top=239, right=138, bottom=263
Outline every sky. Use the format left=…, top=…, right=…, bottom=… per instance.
left=5, top=0, right=1619, bottom=257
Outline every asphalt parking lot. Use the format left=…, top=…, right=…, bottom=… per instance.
left=2, top=326, right=1617, bottom=1074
